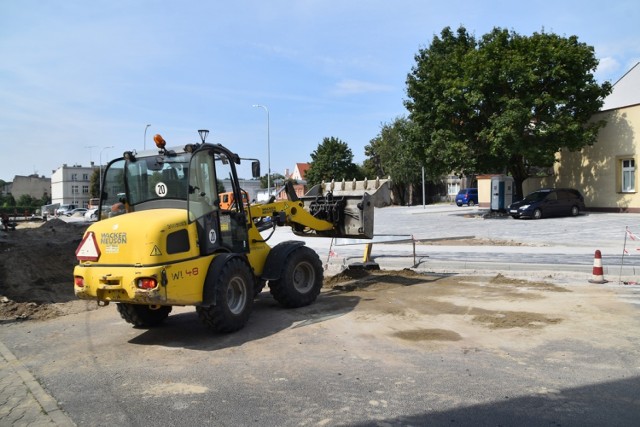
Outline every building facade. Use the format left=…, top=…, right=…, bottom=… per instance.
left=289, top=163, right=310, bottom=181
left=51, top=163, right=97, bottom=208
left=9, top=175, right=51, bottom=201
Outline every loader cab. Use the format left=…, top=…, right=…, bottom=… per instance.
left=99, top=137, right=252, bottom=255
left=187, top=145, right=250, bottom=254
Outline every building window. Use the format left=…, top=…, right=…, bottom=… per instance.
left=71, top=173, right=78, bottom=181
left=83, top=174, right=89, bottom=180
left=72, top=185, right=79, bottom=194
left=447, top=182, right=460, bottom=196
left=82, top=185, right=89, bottom=194
left=622, top=159, right=635, bottom=193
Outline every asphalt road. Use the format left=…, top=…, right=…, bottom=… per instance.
left=3, top=205, right=640, bottom=426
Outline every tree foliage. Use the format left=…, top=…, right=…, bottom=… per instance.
left=0, top=193, right=49, bottom=212
left=90, top=168, right=100, bottom=197
left=260, top=172, right=285, bottom=189
left=305, top=137, right=362, bottom=187
left=363, top=117, right=423, bottom=204
left=405, top=26, right=612, bottom=197
left=1, top=194, right=16, bottom=209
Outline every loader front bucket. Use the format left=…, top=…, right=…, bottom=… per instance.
left=296, top=177, right=392, bottom=239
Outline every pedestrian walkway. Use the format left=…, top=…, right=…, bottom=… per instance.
left=0, top=341, right=75, bottom=426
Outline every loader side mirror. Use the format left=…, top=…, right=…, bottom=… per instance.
left=251, top=161, right=260, bottom=178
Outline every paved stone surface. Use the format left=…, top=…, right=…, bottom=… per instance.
left=0, top=341, right=74, bottom=426
left=5, top=204, right=640, bottom=425
left=266, top=205, right=640, bottom=281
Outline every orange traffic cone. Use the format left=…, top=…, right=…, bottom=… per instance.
left=588, top=250, right=607, bottom=284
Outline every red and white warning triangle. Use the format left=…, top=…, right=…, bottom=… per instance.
left=76, top=231, right=101, bottom=261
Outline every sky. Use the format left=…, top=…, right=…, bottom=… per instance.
left=1, top=0, right=639, bottom=182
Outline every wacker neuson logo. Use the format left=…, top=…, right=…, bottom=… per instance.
left=101, top=232, right=127, bottom=245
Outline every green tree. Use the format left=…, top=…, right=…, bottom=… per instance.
left=260, top=173, right=285, bottom=189
left=305, top=137, right=362, bottom=187
left=216, top=179, right=226, bottom=194
left=405, top=26, right=612, bottom=197
left=16, top=194, right=34, bottom=207
left=14, top=194, right=46, bottom=210
left=2, top=194, right=16, bottom=208
left=0, top=180, right=7, bottom=207
left=364, top=117, right=423, bottom=205
left=40, top=191, right=51, bottom=206
left=90, top=168, right=100, bottom=197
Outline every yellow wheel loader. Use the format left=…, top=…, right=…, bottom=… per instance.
left=74, top=130, right=391, bottom=333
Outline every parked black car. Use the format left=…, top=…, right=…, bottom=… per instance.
left=508, top=188, right=586, bottom=219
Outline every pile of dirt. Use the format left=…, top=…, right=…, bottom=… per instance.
left=322, top=269, right=567, bottom=332
left=0, top=219, right=89, bottom=321
left=325, top=267, right=437, bottom=291
left=490, top=273, right=571, bottom=292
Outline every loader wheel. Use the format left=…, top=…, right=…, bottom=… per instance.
left=254, top=280, right=266, bottom=298
left=269, top=246, right=323, bottom=308
left=196, top=257, right=254, bottom=333
left=116, top=303, right=172, bottom=328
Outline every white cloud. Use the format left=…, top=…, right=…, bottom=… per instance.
left=331, top=79, right=393, bottom=96
left=595, top=57, right=621, bottom=82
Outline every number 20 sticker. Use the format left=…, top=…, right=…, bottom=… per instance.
left=155, top=182, right=167, bottom=197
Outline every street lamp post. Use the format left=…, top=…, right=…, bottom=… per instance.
left=253, top=104, right=271, bottom=199
left=99, top=146, right=114, bottom=192
left=84, top=145, right=98, bottom=165
left=144, top=124, right=151, bottom=150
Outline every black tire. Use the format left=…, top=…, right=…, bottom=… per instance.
left=254, top=280, right=266, bottom=298
left=269, top=246, right=323, bottom=308
left=533, top=208, right=543, bottom=220
left=511, top=215, right=519, bottom=219
left=468, top=200, right=475, bottom=207
left=116, top=303, right=172, bottom=328
left=196, top=257, right=254, bottom=333
left=571, top=205, right=580, bottom=216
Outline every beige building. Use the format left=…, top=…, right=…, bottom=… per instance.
left=5, top=175, right=50, bottom=201
left=478, top=63, right=640, bottom=211
left=520, top=63, right=640, bottom=212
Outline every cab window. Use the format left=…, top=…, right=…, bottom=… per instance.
left=188, top=150, right=219, bottom=221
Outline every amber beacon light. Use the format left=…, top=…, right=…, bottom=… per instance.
left=153, top=134, right=167, bottom=149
